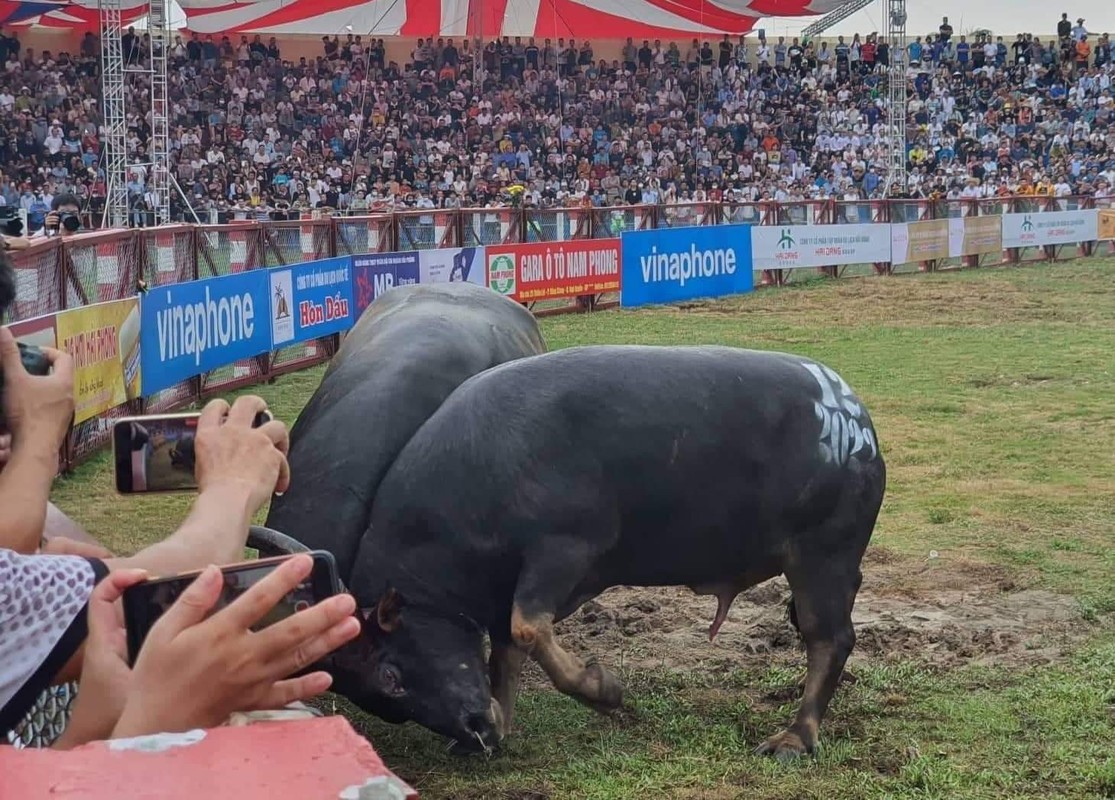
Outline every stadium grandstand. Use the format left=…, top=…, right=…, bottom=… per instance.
left=0, top=2, right=1110, bottom=229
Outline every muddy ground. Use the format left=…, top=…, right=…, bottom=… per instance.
left=539, top=548, right=1088, bottom=683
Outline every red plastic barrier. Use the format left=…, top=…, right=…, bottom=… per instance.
left=0, top=716, right=418, bottom=800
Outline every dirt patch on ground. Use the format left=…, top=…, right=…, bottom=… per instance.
left=547, top=548, right=1089, bottom=679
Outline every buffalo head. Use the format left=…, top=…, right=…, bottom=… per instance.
left=330, top=588, right=499, bottom=752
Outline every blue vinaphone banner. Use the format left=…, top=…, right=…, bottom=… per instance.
left=620, top=225, right=754, bottom=308
left=140, top=270, right=271, bottom=395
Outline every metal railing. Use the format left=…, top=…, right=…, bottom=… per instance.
left=5, top=195, right=1109, bottom=469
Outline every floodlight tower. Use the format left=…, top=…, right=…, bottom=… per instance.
left=99, top=0, right=129, bottom=228
left=882, top=0, right=908, bottom=196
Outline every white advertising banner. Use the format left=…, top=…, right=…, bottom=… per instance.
left=752, top=224, right=892, bottom=270
left=1001, top=210, right=1098, bottom=249
left=416, top=246, right=487, bottom=286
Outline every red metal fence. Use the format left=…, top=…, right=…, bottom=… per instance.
left=5, top=196, right=1111, bottom=470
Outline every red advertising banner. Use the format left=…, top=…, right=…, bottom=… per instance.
left=485, top=240, right=621, bottom=302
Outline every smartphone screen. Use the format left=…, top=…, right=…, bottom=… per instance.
left=113, top=410, right=272, bottom=494
left=114, top=413, right=200, bottom=493
left=123, top=551, right=341, bottom=666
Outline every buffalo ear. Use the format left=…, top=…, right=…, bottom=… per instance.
left=375, top=588, right=404, bottom=633
left=358, top=607, right=378, bottom=634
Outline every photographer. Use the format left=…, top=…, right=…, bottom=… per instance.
left=33, top=194, right=84, bottom=239
left=0, top=327, right=75, bottom=554
left=0, top=247, right=111, bottom=553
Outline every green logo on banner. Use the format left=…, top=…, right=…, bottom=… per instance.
left=778, top=229, right=795, bottom=249
left=1021, top=215, right=1034, bottom=232
left=488, top=254, right=517, bottom=296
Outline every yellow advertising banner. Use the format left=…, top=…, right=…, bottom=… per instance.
left=55, top=298, right=142, bottom=424
left=907, top=219, right=950, bottom=261
left=1099, top=210, right=1115, bottom=242
left=892, top=219, right=950, bottom=264
left=959, top=215, right=1003, bottom=256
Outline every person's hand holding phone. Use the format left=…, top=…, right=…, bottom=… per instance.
left=0, top=326, right=74, bottom=460
left=54, top=568, right=151, bottom=749
left=195, top=395, right=291, bottom=509
left=60, top=555, right=360, bottom=747
left=0, top=329, right=74, bottom=552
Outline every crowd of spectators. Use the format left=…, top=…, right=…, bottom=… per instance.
left=0, top=15, right=1112, bottom=228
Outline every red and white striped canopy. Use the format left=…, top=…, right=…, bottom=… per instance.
left=177, top=0, right=844, bottom=38
left=0, top=0, right=147, bottom=29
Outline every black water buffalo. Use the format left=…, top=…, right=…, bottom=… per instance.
left=263, top=282, right=546, bottom=582
left=342, top=345, right=886, bottom=759
left=169, top=433, right=195, bottom=472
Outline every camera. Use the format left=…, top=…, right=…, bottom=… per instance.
left=60, top=212, right=81, bottom=233
left=0, top=206, right=23, bottom=238
left=0, top=342, right=51, bottom=429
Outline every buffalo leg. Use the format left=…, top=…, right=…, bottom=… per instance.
left=511, top=606, right=624, bottom=713
left=488, top=641, right=527, bottom=737
left=755, top=559, right=861, bottom=760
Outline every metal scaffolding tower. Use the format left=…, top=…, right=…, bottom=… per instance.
left=99, top=0, right=129, bottom=228
left=99, top=0, right=172, bottom=228
left=801, top=0, right=875, bottom=38
left=147, top=0, right=172, bottom=225
left=882, top=0, right=908, bottom=196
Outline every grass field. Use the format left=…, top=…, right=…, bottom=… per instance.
left=52, top=260, right=1115, bottom=799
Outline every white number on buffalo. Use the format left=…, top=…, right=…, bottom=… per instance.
left=801, top=362, right=878, bottom=465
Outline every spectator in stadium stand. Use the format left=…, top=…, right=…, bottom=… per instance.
left=939, top=17, right=954, bottom=45
left=0, top=23, right=1111, bottom=222
left=1058, top=14, right=1073, bottom=44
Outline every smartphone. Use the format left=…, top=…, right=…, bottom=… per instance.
left=123, top=551, right=342, bottom=667
left=113, top=409, right=273, bottom=494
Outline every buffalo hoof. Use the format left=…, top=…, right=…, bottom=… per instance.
left=491, top=698, right=512, bottom=740
left=754, top=729, right=814, bottom=762
left=583, top=661, right=625, bottom=713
